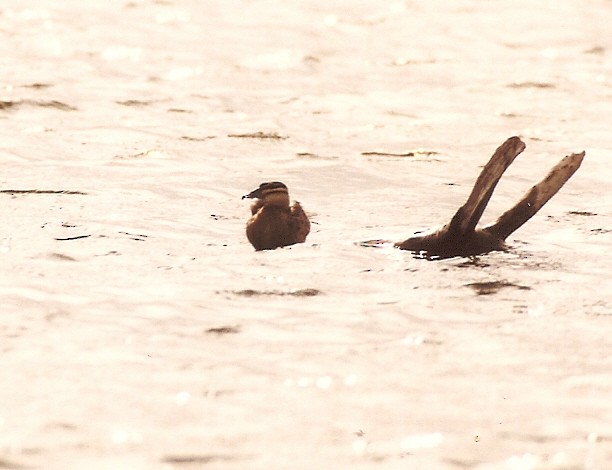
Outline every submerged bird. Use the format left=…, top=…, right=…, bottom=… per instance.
left=396, top=136, right=585, bottom=259
left=243, top=181, right=310, bottom=251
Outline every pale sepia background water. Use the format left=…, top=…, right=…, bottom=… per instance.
left=1, top=1, right=611, bottom=469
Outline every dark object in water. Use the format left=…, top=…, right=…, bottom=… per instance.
left=243, top=181, right=310, bottom=251
left=0, top=189, right=87, bottom=195
left=205, top=325, right=240, bottom=335
left=396, top=136, right=585, bottom=259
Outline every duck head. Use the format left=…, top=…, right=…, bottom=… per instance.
left=242, top=181, right=290, bottom=207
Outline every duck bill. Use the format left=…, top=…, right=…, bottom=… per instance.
left=242, top=187, right=263, bottom=199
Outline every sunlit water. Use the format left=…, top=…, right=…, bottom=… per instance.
left=1, top=1, right=611, bottom=469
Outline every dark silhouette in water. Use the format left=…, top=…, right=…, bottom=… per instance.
left=243, top=182, right=310, bottom=251
left=396, top=136, right=585, bottom=259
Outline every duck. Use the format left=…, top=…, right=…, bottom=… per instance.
left=243, top=181, right=310, bottom=251
left=396, top=136, right=585, bottom=259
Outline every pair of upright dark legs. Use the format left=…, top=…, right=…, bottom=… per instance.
left=244, top=137, right=585, bottom=258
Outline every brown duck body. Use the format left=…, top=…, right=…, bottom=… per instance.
left=243, top=182, right=310, bottom=251
left=246, top=200, right=309, bottom=250
left=396, top=136, right=585, bottom=259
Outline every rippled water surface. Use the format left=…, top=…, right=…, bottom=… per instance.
left=1, top=1, right=611, bottom=469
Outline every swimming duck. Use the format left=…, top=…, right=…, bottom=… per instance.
left=396, top=136, right=585, bottom=259
left=243, top=181, right=310, bottom=251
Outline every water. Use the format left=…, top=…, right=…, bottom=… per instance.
left=1, top=1, right=611, bottom=468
